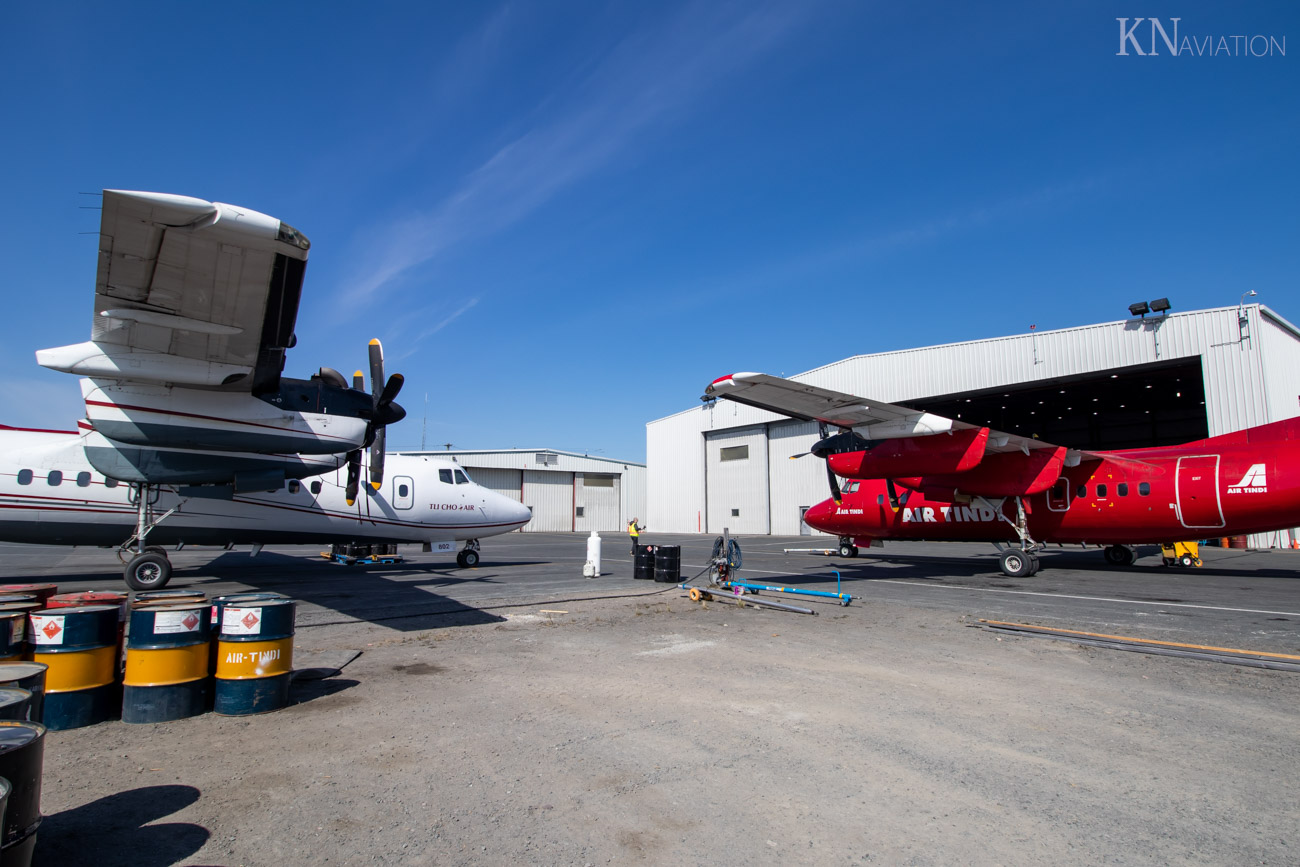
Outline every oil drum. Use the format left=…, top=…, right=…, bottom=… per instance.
left=0, top=691, right=31, bottom=724
left=653, top=545, right=681, bottom=583
left=29, top=606, right=119, bottom=731
left=214, top=599, right=295, bottom=715
left=0, top=721, right=44, bottom=867
left=0, top=615, right=25, bottom=663
left=633, top=545, right=655, bottom=580
left=0, top=586, right=55, bottom=607
left=122, top=603, right=210, bottom=724
left=0, top=666, right=46, bottom=726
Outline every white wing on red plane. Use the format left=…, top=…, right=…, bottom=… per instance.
left=705, top=372, right=1064, bottom=457
left=36, top=190, right=312, bottom=392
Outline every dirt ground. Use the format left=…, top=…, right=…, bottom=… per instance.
left=29, top=585, right=1299, bottom=867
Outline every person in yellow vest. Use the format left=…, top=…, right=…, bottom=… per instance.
left=627, top=518, right=643, bottom=554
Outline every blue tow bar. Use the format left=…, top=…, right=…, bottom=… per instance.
left=724, top=577, right=852, bottom=606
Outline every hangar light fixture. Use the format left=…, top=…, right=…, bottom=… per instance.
left=1150, top=298, right=1171, bottom=314
left=1129, top=301, right=1150, bottom=317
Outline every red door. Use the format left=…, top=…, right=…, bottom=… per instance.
left=1176, top=455, right=1224, bottom=529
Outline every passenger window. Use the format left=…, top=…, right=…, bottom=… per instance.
left=16, top=470, right=32, bottom=486
left=104, top=478, right=118, bottom=489
left=398, top=483, right=409, bottom=498
left=454, top=470, right=469, bottom=485
left=76, top=472, right=91, bottom=488
left=1096, top=484, right=1107, bottom=498
left=287, top=480, right=301, bottom=494
left=1138, top=482, right=1150, bottom=496
left=439, top=469, right=453, bottom=484
left=1117, top=483, right=1128, bottom=497
left=310, top=481, right=322, bottom=495
left=877, top=494, right=885, bottom=506
left=1076, top=485, right=1086, bottom=499
left=48, top=471, right=63, bottom=486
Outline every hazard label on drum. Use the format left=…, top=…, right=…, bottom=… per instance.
left=32, top=615, right=65, bottom=645
left=222, top=607, right=263, bottom=635
left=153, top=610, right=203, bottom=634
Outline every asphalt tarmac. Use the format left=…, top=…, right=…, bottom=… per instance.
left=5, top=533, right=1297, bottom=655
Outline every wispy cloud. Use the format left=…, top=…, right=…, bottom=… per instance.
left=387, top=298, right=481, bottom=362
left=344, top=2, right=808, bottom=306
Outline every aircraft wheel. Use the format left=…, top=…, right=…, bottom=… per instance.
left=1026, top=554, right=1041, bottom=576
left=838, top=544, right=859, bottom=558
left=124, top=552, right=172, bottom=591
left=458, top=550, right=479, bottom=568
left=1178, top=553, right=1196, bottom=568
left=999, top=549, right=1034, bottom=578
left=1103, top=545, right=1135, bottom=567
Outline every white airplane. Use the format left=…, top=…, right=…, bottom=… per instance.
left=0, top=190, right=531, bottom=590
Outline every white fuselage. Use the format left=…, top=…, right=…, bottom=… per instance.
left=0, top=427, right=532, bottom=548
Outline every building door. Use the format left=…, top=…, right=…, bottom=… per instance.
left=1176, top=455, right=1225, bottom=529
left=799, top=507, right=813, bottom=535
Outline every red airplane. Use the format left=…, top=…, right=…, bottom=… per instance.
left=704, top=372, right=1300, bottom=577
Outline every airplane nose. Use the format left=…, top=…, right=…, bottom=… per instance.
left=803, top=499, right=837, bottom=532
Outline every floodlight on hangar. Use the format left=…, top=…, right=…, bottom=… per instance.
left=1129, top=301, right=1150, bottom=317
left=1150, top=298, right=1171, bottom=314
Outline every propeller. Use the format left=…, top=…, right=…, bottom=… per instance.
left=818, top=423, right=843, bottom=504
left=341, top=339, right=406, bottom=505
left=366, top=339, right=405, bottom=491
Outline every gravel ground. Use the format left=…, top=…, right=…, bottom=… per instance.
left=30, top=582, right=1299, bottom=866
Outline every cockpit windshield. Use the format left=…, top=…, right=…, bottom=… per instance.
left=454, top=469, right=471, bottom=484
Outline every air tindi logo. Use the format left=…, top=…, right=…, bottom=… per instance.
left=1226, top=464, right=1267, bottom=494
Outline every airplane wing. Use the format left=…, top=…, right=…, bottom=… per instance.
left=37, top=190, right=312, bottom=393
left=704, top=372, right=1153, bottom=469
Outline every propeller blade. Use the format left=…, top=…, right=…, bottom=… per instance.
left=826, top=461, right=842, bottom=505
left=369, top=427, right=386, bottom=489
left=886, top=479, right=900, bottom=510
left=378, top=372, right=404, bottom=407
left=344, top=450, right=361, bottom=506
left=368, top=339, right=384, bottom=408
left=353, top=370, right=364, bottom=391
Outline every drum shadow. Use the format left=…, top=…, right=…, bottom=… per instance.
left=34, top=784, right=208, bottom=866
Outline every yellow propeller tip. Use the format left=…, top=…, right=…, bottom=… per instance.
left=354, top=370, right=363, bottom=377
left=345, top=499, right=355, bottom=506
left=370, top=482, right=381, bottom=490
left=369, top=338, right=380, bottom=346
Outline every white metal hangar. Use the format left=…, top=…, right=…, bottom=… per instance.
left=646, top=304, right=1300, bottom=546
left=394, top=449, right=646, bottom=533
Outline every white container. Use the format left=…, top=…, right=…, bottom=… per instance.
left=585, top=531, right=602, bottom=577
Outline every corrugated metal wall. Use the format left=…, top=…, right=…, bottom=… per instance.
left=767, top=420, right=832, bottom=535
left=704, top=426, right=769, bottom=534
left=647, top=305, right=1300, bottom=545
left=522, top=470, right=574, bottom=532
left=575, top=473, right=621, bottom=532
left=466, top=467, right=523, bottom=502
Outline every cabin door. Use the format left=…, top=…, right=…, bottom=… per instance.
left=1175, top=455, right=1225, bottom=529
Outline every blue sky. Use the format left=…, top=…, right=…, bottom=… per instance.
left=1, top=2, right=1295, bottom=462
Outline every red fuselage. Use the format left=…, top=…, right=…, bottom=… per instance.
left=804, top=418, right=1300, bottom=546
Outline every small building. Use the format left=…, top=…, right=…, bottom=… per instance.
left=395, top=449, right=646, bottom=534
left=646, top=304, right=1300, bottom=547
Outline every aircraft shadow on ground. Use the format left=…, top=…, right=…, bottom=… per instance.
left=188, top=551, right=508, bottom=632
left=34, top=784, right=208, bottom=867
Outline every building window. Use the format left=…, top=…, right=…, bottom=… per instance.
left=47, top=471, right=62, bottom=486
left=731, top=508, right=740, bottom=517
left=720, top=445, right=749, bottom=462
left=1096, top=484, right=1107, bottom=498
left=310, top=481, right=322, bottom=495
left=1117, top=483, right=1128, bottom=497
left=583, top=475, right=614, bottom=488
left=16, top=470, right=32, bottom=486
left=535, top=453, right=558, bottom=466
left=1138, top=482, right=1150, bottom=496
left=575, top=506, right=585, bottom=518
left=76, top=472, right=91, bottom=488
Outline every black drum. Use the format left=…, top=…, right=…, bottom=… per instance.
left=633, top=545, right=655, bottom=580
left=653, top=545, right=681, bottom=583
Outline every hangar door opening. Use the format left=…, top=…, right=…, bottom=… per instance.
left=575, top=473, right=621, bottom=532
left=522, top=470, right=574, bottom=532
left=465, top=467, right=523, bottom=503
left=704, top=426, right=769, bottom=535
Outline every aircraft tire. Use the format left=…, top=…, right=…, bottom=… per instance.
left=1103, top=545, right=1135, bottom=567
left=124, top=552, right=172, bottom=591
left=999, top=549, right=1034, bottom=578
left=1178, top=553, right=1195, bottom=568
left=458, top=550, right=479, bottom=568
left=838, top=544, right=858, bottom=558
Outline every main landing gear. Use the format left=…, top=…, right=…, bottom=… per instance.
left=1103, top=545, right=1137, bottom=567
left=119, top=483, right=180, bottom=591
left=456, top=540, right=481, bottom=568
left=982, top=495, right=1042, bottom=578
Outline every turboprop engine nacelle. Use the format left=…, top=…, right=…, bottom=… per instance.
left=827, top=427, right=989, bottom=479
